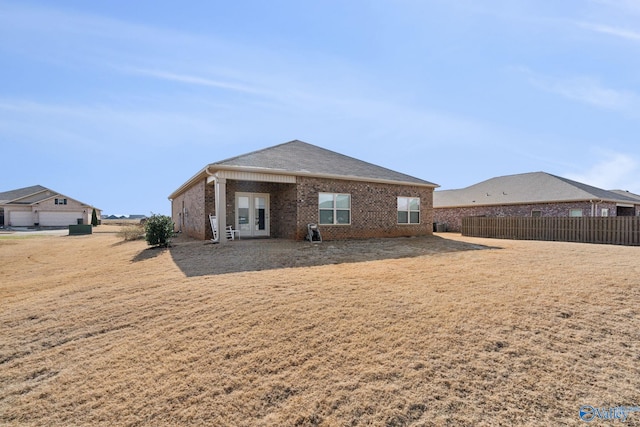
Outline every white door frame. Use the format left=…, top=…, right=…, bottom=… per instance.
left=235, top=193, right=270, bottom=237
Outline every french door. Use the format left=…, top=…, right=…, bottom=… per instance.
left=235, top=193, right=270, bottom=237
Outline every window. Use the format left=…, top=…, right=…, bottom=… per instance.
left=319, top=193, right=350, bottom=225
left=398, top=197, right=420, bottom=224
left=531, top=210, right=542, bottom=217
left=55, top=198, right=67, bottom=205
left=601, top=208, right=609, bottom=217
left=569, top=209, right=583, bottom=217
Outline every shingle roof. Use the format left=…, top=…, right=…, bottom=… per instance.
left=610, top=190, right=640, bottom=202
left=434, top=172, right=640, bottom=207
left=0, top=185, right=48, bottom=204
left=211, top=140, right=437, bottom=186
left=0, top=185, right=98, bottom=210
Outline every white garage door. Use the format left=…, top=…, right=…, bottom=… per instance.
left=39, top=211, right=84, bottom=226
left=9, top=211, right=34, bottom=227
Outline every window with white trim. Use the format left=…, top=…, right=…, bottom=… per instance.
left=319, top=193, right=351, bottom=225
left=601, top=208, right=609, bottom=217
left=397, top=197, right=420, bottom=224
left=55, top=198, right=67, bottom=205
left=569, top=209, right=583, bottom=217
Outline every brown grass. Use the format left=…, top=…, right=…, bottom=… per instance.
left=101, top=219, right=145, bottom=226
left=117, top=224, right=145, bottom=241
left=1, top=226, right=639, bottom=426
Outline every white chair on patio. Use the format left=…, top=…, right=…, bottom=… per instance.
left=209, top=214, right=218, bottom=242
left=226, top=225, right=240, bottom=240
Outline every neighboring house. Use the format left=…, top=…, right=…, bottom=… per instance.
left=102, top=214, right=147, bottom=220
left=434, top=172, right=640, bottom=232
left=0, top=185, right=100, bottom=228
left=168, top=140, right=438, bottom=241
left=128, top=214, right=147, bottom=220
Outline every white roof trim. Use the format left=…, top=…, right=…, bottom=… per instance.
left=212, top=165, right=436, bottom=187
left=209, top=170, right=296, bottom=184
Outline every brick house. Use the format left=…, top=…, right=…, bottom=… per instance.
left=434, top=172, right=640, bottom=232
left=168, top=140, right=438, bottom=241
left=0, top=185, right=100, bottom=228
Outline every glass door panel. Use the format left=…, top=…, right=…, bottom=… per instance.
left=255, top=196, right=266, bottom=232
left=237, top=196, right=250, bottom=232
left=235, top=193, right=269, bottom=237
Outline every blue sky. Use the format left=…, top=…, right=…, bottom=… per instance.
left=1, top=0, right=639, bottom=215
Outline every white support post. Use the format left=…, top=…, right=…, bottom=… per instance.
left=215, top=177, right=228, bottom=243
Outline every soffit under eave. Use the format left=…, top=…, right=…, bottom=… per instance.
left=206, top=166, right=437, bottom=188
left=207, top=170, right=297, bottom=184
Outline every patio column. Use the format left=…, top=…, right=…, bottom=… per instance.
left=215, top=177, right=228, bottom=243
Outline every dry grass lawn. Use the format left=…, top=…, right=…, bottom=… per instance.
left=1, top=226, right=639, bottom=426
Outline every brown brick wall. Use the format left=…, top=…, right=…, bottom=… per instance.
left=224, top=181, right=297, bottom=239
left=175, top=179, right=298, bottom=241
left=434, top=201, right=621, bottom=232
left=295, top=177, right=433, bottom=240
left=171, top=178, right=208, bottom=240
left=173, top=176, right=435, bottom=241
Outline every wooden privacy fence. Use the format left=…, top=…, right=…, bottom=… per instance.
left=462, top=216, right=640, bottom=246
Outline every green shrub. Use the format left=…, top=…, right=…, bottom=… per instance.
left=144, top=214, right=174, bottom=247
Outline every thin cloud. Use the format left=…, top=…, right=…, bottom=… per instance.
left=578, top=22, right=640, bottom=41
left=119, top=67, right=268, bottom=96
left=0, top=98, right=222, bottom=149
left=514, top=67, right=637, bottom=112
left=548, top=77, right=635, bottom=110
left=1, top=0, right=489, bottom=140
left=564, top=150, right=640, bottom=191
left=0, top=2, right=199, bottom=47
left=588, top=0, right=640, bottom=15
left=0, top=99, right=95, bottom=118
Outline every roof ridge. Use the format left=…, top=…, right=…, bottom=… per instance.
left=434, top=171, right=640, bottom=207
left=462, top=171, right=546, bottom=189
left=211, top=140, right=305, bottom=166
left=549, top=173, right=640, bottom=202
left=214, top=140, right=436, bottom=185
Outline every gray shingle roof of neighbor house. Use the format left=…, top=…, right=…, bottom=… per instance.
left=0, top=185, right=100, bottom=210
left=434, top=171, right=640, bottom=208
left=169, top=140, right=438, bottom=199
left=0, top=185, right=49, bottom=204
left=610, top=189, right=640, bottom=202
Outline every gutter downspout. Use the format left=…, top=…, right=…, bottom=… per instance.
left=590, top=199, right=604, bottom=217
